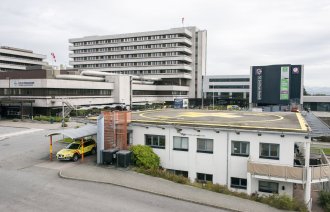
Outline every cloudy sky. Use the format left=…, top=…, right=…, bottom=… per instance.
left=1, top=0, right=329, bottom=87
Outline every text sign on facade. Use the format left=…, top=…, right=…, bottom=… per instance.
left=280, top=67, right=290, bottom=100
left=255, top=68, right=263, bottom=101
left=10, top=79, right=41, bottom=88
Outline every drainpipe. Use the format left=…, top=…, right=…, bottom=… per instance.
left=226, top=131, right=230, bottom=187
left=304, top=140, right=312, bottom=211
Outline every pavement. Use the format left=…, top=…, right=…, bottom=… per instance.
left=59, top=160, right=283, bottom=212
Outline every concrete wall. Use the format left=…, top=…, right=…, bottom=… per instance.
left=130, top=124, right=306, bottom=196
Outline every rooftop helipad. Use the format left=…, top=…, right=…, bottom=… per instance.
left=131, top=109, right=308, bottom=133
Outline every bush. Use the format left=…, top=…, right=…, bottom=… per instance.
left=129, top=145, right=160, bottom=170
left=33, top=116, right=68, bottom=122
left=258, top=194, right=305, bottom=211
left=319, top=191, right=330, bottom=211
left=135, top=168, right=189, bottom=184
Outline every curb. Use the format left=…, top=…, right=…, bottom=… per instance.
left=58, top=169, right=240, bottom=212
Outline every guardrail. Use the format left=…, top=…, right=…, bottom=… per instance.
left=248, top=160, right=330, bottom=182
left=247, top=161, right=305, bottom=181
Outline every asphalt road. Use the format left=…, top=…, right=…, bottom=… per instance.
left=0, top=125, right=224, bottom=212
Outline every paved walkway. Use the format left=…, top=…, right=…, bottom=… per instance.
left=59, top=162, right=282, bottom=212
left=0, top=119, right=84, bottom=130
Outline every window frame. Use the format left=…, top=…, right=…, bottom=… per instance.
left=197, top=138, right=214, bottom=154
left=145, top=134, right=165, bottom=149
left=231, top=141, right=250, bottom=157
left=196, top=173, right=213, bottom=183
left=173, top=136, right=189, bottom=151
left=230, top=177, right=247, bottom=189
left=259, top=143, right=280, bottom=160
left=258, top=181, right=279, bottom=194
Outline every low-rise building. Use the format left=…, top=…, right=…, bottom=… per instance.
left=99, top=109, right=326, bottom=210
left=203, top=75, right=250, bottom=107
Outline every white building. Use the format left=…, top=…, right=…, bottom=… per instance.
left=203, top=75, right=250, bottom=100
left=0, top=46, right=47, bottom=72
left=69, top=27, right=207, bottom=102
left=120, top=109, right=329, bottom=210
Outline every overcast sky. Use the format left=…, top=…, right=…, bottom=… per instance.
left=1, top=0, right=329, bottom=87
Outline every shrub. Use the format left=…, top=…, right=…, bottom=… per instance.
left=135, top=167, right=189, bottom=184
left=319, top=191, right=330, bottom=211
left=129, top=145, right=160, bottom=170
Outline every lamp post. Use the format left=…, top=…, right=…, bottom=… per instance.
left=212, top=82, right=215, bottom=110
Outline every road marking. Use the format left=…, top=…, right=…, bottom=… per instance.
left=0, top=128, right=44, bottom=140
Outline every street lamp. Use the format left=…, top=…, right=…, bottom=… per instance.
left=212, top=82, right=215, bottom=110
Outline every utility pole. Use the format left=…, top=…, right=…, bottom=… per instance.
left=62, top=100, right=65, bottom=128
left=212, top=82, right=215, bottom=110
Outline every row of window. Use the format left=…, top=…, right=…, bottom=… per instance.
left=209, top=78, right=250, bottom=83
left=0, top=88, right=112, bottom=96
left=232, top=141, right=280, bottom=160
left=73, top=43, right=189, bottom=54
left=167, top=170, right=278, bottom=193
left=231, top=178, right=279, bottom=193
left=0, top=60, right=38, bottom=67
left=0, top=53, right=43, bottom=62
left=73, top=69, right=183, bottom=75
left=73, top=34, right=188, bottom=46
left=73, top=60, right=189, bottom=69
left=73, top=52, right=186, bottom=61
left=209, top=85, right=250, bottom=89
left=145, top=135, right=280, bottom=160
left=133, top=91, right=188, bottom=96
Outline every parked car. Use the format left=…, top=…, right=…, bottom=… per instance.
left=56, top=138, right=96, bottom=161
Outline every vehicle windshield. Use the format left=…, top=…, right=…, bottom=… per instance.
left=66, top=143, right=80, bottom=149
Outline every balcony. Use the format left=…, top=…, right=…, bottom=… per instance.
left=247, top=150, right=330, bottom=183
left=247, top=161, right=305, bottom=183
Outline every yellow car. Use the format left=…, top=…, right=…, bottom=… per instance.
left=56, top=139, right=96, bottom=161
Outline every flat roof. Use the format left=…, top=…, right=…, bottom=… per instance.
left=131, top=109, right=308, bottom=133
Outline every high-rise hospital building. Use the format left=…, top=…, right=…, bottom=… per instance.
left=69, top=27, right=207, bottom=99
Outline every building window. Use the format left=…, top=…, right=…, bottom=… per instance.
left=258, top=181, right=279, bottom=193
left=145, top=135, right=165, bottom=149
left=231, top=141, right=249, bottom=157
left=167, top=169, right=188, bottom=178
left=196, top=173, right=213, bottom=183
left=197, top=138, right=213, bottom=153
left=260, top=143, right=280, bottom=160
left=173, top=136, right=188, bottom=151
left=230, top=177, right=247, bottom=189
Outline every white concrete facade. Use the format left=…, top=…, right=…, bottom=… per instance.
left=0, top=46, right=47, bottom=71
left=69, top=27, right=207, bottom=100
left=129, top=123, right=315, bottom=204
left=203, top=75, right=250, bottom=100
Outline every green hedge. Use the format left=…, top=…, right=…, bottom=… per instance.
left=319, top=191, right=330, bottom=211
left=33, top=116, right=69, bottom=122
left=129, top=145, right=160, bottom=170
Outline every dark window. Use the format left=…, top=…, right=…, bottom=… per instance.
left=231, top=177, right=247, bottom=189
left=260, top=143, right=280, bottom=160
left=209, top=78, right=250, bottom=82
left=197, top=173, right=213, bottom=183
left=145, top=134, right=165, bottom=149
left=197, top=138, right=213, bottom=153
left=173, top=136, right=188, bottom=151
left=231, top=141, right=249, bottom=157
left=258, top=181, right=279, bottom=193
left=209, top=85, right=249, bottom=89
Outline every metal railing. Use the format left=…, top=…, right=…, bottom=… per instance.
left=248, top=160, right=330, bottom=182
left=247, top=161, right=305, bottom=181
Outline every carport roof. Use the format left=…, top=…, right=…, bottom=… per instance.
left=47, top=124, right=97, bottom=139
